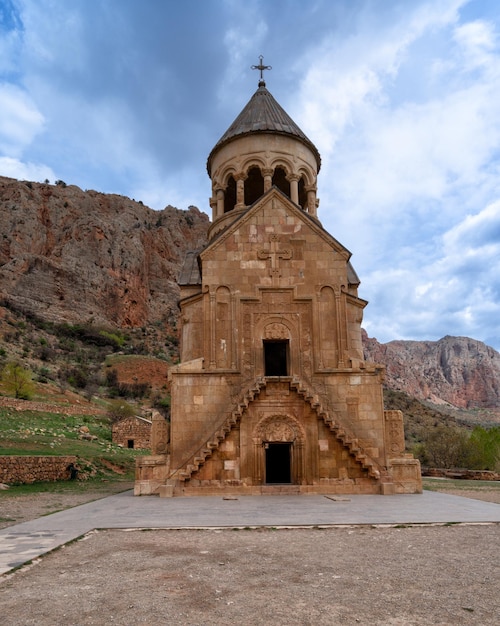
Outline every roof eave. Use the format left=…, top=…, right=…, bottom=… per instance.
left=207, top=130, right=321, bottom=176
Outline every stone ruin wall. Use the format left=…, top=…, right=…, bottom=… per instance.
left=112, top=419, right=151, bottom=450
left=0, top=455, right=77, bottom=484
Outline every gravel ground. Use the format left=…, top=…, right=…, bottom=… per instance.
left=429, top=488, right=500, bottom=504
left=1, top=524, right=499, bottom=625
left=1, top=484, right=499, bottom=625
left=0, top=483, right=134, bottom=530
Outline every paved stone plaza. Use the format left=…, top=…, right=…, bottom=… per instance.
left=1, top=490, right=499, bottom=575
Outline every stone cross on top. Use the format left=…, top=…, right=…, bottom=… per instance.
left=258, top=234, right=292, bottom=281
left=251, top=55, right=272, bottom=84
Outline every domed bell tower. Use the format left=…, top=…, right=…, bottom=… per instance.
left=207, top=59, right=321, bottom=240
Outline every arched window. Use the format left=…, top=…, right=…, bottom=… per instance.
left=244, top=166, right=264, bottom=206
left=298, top=176, right=307, bottom=209
left=224, top=176, right=237, bottom=213
left=272, top=167, right=290, bottom=198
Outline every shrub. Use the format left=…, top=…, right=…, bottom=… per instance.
left=154, top=395, right=171, bottom=410
left=421, top=426, right=470, bottom=468
left=55, top=323, right=125, bottom=351
left=106, top=399, right=136, bottom=423
left=1, top=362, right=35, bottom=399
left=36, top=366, right=52, bottom=383
left=465, top=426, right=500, bottom=471
left=99, top=330, right=125, bottom=349
left=413, top=424, right=500, bottom=471
left=59, top=365, right=89, bottom=389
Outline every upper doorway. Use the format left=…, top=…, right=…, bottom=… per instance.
left=264, top=340, right=289, bottom=376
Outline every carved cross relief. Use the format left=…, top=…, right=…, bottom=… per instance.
left=258, top=234, right=292, bottom=281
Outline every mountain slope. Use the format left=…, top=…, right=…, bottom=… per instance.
left=0, top=176, right=209, bottom=329
left=363, top=330, right=500, bottom=408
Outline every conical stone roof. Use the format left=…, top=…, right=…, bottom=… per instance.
left=207, top=81, right=321, bottom=175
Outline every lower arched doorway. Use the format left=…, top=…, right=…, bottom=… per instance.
left=253, top=414, right=306, bottom=485
left=265, top=442, right=292, bottom=484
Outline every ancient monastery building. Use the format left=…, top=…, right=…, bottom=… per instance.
left=135, top=66, right=422, bottom=497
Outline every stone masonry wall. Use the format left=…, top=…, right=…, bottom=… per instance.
left=0, top=456, right=77, bottom=484
left=112, top=418, right=151, bottom=450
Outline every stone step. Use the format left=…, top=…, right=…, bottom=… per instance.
left=261, top=484, right=301, bottom=495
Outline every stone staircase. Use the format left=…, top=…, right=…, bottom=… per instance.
left=289, top=376, right=381, bottom=480
left=169, top=377, right=268, bottom=483
left=169, top=375, right=381, bottom=484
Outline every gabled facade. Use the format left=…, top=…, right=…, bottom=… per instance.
left=135, top=77, right=421, bottom=497
left=112, top=415, right=152, bottom=450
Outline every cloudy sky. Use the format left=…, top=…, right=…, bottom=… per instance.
left=1, top=0, right=500, bottom=350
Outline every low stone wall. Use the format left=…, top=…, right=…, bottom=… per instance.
left=422, top=467, right=500, bottom=481
left=0, top=455, right=77, bottom=485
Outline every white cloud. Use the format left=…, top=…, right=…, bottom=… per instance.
left=0, top=156, right=55, bottom=182
left=443, top=200, right=500, bottom=249
left=281, top=0, right=500, bottom=349
left=362, top=200, right=500, bottom=346
left=0, top=83, right=45, bottom=155
left=218, top=2, right=268, bottom=105
left=293, top=0, right=465, bottom=155
left=453, top=19, right=497, bottom=71
left=17, top=0, right=87, bottom=72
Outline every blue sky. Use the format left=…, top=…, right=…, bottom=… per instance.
left=1, top=0, right=500, bottom=350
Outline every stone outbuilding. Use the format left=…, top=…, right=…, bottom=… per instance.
left=112, top=415, right=152, bottom=450
left=135, top=70, right=421, bottom=497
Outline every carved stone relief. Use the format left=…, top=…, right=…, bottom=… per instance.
left=385, top=410, right=406, bottom=456
left=264, top=322, right=289, bottom=340
left=151, top=411, right=169, bottom=455
left=254, top=414, right=305, bottom=443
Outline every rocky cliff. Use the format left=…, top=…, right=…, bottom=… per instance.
left=363, top=330, right=500, bottom=408
left=0, top=176, right=209, bottom=329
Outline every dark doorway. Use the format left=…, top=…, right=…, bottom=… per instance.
left=265, top=443, right=292, bottom=484
left=264, top=340, right=288, bottom=376
left=127, top=439, right=134, bottom=449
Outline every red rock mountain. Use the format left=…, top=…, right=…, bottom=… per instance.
left=1, top=176, right=499, bottom=409
left=0, top=176, right=209, bottom=328
left=362, top=330, right=500, bottom=408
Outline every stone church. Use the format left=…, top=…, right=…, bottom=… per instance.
left=135, top=68, right=422, bottom=497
